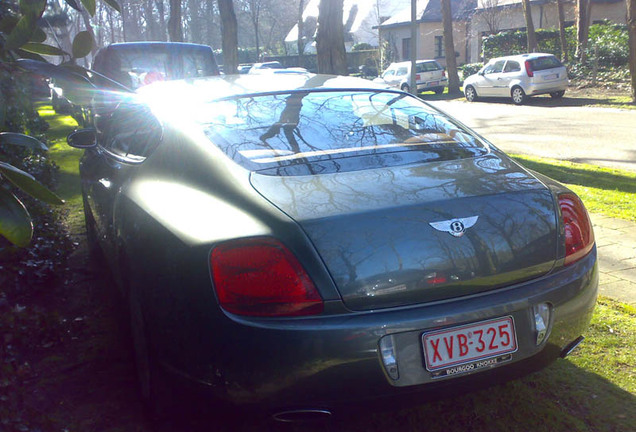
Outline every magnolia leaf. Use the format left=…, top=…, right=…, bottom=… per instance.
left=19, top=0, right=47, bottom=18
left=16, top=49, right=47, bottom=62
left=0, top=16, right=20, bottom=33
left=80, top=0, right=96, bottom=16
left=0, top=187, right=33, bottom=248
left=0, top=162, right=64, bottom=205
left=5, top=15, right=36, bottom=51
left=72, top=31, right=93, bottom=59
left=102, top=0, right=122, bottom=13
left=64, top=0, right=82, bottom=12
left=0, top=132, right=48, bottom=151
left=21, top=42, right=68, bottom=57
left=30, top=26, right=47, bottom=43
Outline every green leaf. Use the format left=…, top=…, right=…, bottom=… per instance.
left=102, top=0, right=122, bottom=13
left=0, top=132, right=48, bottom=151
left=21, top=42, right=69, bottom=57
left=80, top=0, right=96, bottom=16
left=0, top=187, right=33, bottom=248
left=0, top=162, right=64, bottom=205
left=19, top=0, right=47, bottom=17
left=64, top=0, right=82, bottom=12
left=0, top=16, right=20, bottom=33
left=30, top=26, right=47, bottom=43
left=15, top=49, right=47, bottom=62
left=72, top=31, right=93, bottom=58
left=5, top=15, right=37, bottom=51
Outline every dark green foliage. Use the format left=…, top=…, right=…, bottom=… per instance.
left=461, top=62, right=484, bottom=79
left=483, top=22, right=628, bottom=70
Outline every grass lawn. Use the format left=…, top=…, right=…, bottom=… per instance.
left=38, top=104, right=635, bottom=432
left=512, top=154, right=636, bottom=221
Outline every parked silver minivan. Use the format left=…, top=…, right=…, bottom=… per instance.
left=374, top=60, right=448, bottom=94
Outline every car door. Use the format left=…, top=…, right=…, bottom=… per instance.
left=477, top=60, right=506, bottom=96
left=497, top=60, right=521, bottom=96
left=394, top=66, right=409, bottom=89
left=81, top=103, right=162, bottom=262
left=380, top=68, right=397, bottom=87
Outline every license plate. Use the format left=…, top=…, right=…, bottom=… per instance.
left=422, top=316, right=517, bottom=373
left=544, top=74, right=558, bottom=80
left=428, top=81, right=439, bottom=86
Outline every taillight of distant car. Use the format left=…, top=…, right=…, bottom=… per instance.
left=524, top=60, right=534, bottom=77
left=558, top=193, right=594, bottom=265
left=211, top=237, right=324, bottom=317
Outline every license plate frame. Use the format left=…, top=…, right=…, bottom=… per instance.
left=428, top=81, right=439, bottom=86
left=544, top=73, right=558, bottom=80
left=422, top=316, right=518, bottom=373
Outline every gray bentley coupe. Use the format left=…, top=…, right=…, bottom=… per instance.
left=66, top=73, right=597, bottom=422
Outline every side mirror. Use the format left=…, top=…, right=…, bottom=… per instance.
left=67, top=128, right=96, bottom=149
left=479, top=70, right=485, bottom=76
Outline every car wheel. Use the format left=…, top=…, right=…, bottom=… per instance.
left=129, top=285, right=174, bottom=420
left=511, top=86, right=526, bottom=105
left=550, top=90, right=565, bottom=99
left=434, top=87, right=444, bottom=95
left=401, top=83, right=410, bottom=93
left=465, top=85, right=478, bottom=102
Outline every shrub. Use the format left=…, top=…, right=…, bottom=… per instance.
left=461, top=63, right=483, bottom=79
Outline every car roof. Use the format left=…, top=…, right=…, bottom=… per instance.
left=137, top=73, right=394, bottom=102
left=489, top=53, right=557, bottom=62
left=102, top=42, right=213, bottom=52
left=389, top=60, right=437, bottom=67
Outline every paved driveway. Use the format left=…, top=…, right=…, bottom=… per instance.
left=429, top=98, right=636, bottom=172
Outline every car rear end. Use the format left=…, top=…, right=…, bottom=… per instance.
left=416, top=61, right=448, bottom=93
left=522, top=55, right=568, bottom=96
left=133, top=81, right=596, bottom=417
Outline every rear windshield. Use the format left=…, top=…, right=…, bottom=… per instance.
left=529, top=56, right=562, bottom=71
left=416, top=62, right=441, bottom=73
left=200, top=91, right=488, bottom=175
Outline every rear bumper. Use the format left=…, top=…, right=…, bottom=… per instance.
left=417, top=78, right=448, bottom=91
left=161, top=248, right=598, bottom=412
left=526, top=78, right=569, bottom=96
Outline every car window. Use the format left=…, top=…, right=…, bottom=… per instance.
left=484, top=60, right=505, bottom=74
left=417, top=62, right=440, bottom=73
left=529, top=56, right=563, bottom=71
left=102, top=104, right=162, bottom=162
left=503, top=61, right=521, bottom=73
left=396, top=67, right=408, bottom=76
left=383, top=69, right=396, bottom=78
left=199, top=91, right=488, bottom=175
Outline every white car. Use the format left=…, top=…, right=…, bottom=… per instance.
left=374, top=60, right=447, bottom=94
left=463, top=53, right=568, bottom=105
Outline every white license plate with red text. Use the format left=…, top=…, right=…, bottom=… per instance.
left=422, top=317, right=517, bottom=373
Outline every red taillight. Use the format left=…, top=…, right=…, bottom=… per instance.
left=442, top=69, right=446, bottom=78
left=558, top=193, right=594, bottom=265
left=211, top=237, right=324, bottom=317
left=416, top=73, right=421, bottom=81
left=524, top=60, right=534, bottom=77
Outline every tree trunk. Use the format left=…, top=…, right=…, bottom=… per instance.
left=155, top=0, right=167, bottom=41
left=250, top=0, right=261, bottom=60
left=521, top=0, right=537, bottom=52
left=441, top=0, right=460, bottom=94
left=576, top=0, right=590, bottom=61
left=145, top=0, right=158, bottom=40
left=297, top=0, right=304, bottom=67
left=218, top=0, right=239, bottom=74
left=628, top=0, right=636, bottom=102
left=316, top=0, right=347, bottom=75
left=557, top=0, right=568, bottom=62
left=168, top=0, right=183, bottom=42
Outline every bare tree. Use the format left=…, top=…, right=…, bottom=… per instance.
left=316, top=0, right=347, bottom=75
left=168, top=0, right=183, bottom=41
left=480, top=0, right=503, bottom=34
left=218, top=0, right=239, bottom=73
left=575, top=0, right=590, bottom=61
left=521, top=0, right=537, bottom=52
left=247, top=0, right=262, bottom=60
left=297, top=0, right=304, bottom=66
left=441, top=0, right=460, bottom=94
left=628, top=0, right=636, bottom=102
left=557, top=0, right=568, bottom=62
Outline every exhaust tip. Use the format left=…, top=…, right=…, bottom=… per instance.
left=272, top=409, right=332, bottom=423
left=560, top=336, right=585, bottom=358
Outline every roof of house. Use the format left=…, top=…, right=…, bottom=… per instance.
left=378, top=0, right=477, bottom=28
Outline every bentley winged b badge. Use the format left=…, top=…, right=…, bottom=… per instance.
left=429, top=216, right=479, bottom=238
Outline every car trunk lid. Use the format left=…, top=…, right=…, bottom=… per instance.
left=250, top=154, right=559, bottom=311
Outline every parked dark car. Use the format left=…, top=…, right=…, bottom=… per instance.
left=67, top=74, right=597, bottom=423
left=91, top=42, right=219, bottom=90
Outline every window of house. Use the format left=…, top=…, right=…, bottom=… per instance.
left=402, top=38, right=411, bottom=60
left=434, top=36, right=443, bottom=58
